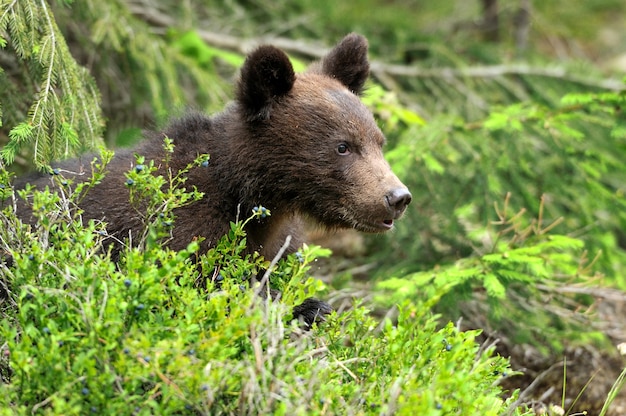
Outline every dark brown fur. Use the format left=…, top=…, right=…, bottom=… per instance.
left=14, top=34, right=411, bottom=324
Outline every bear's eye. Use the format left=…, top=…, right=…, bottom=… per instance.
left=336, top=143, right=350, bottom=155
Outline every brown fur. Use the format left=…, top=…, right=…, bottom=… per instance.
left=14, top=34, right=411, bottom=322
left=16, top=33, right=410, bottom=260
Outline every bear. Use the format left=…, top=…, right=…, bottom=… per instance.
left=12, top=33, right=411, bottom=326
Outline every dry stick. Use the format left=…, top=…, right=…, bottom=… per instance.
left=506, top=361, right=565, bottom=414
left=255, top=234, right=292, bottom=300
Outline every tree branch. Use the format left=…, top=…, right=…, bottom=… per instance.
left=369, top=62, right=625, bottom=91
left=128, top=4, right=625, bottom=92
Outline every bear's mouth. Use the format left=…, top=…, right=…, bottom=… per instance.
left=358, top=219, right=394, bottom=232
left=382, top=219, right=394, bottom=229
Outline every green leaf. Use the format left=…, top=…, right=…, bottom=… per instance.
left=561, top=92, right=595, bottom=106
left=483, top=112, right=509, bottom=131
left=8, top=121, right=34, bottom=142
left=397, top=107, right=426, bottom=126
left=495, top=269, right=534, bottom=283
left=173, top=31, right=244, bottom=68
left=423, top=152, right=445, bottom=174
left=610, top=124, right=626, bottom=139
left=550, top=121, right=585, bottom=140
left=61, top=121, right=80, bottom=148
left=482, top=274, right=506, bottom=299
left=434, top=266, right=481, bottom=287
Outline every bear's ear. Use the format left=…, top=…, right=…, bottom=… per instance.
left=320, top=33, right=370, bottom=95
left=236, top=45, right=296, bottom=122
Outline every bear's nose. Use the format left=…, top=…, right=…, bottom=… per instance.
left=386, top=188, right=412, bottom=215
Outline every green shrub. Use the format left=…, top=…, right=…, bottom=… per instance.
left=377, top=87, right=626, bottom=282
left=367, top=84, right=624, bottom=356
left=377, top=194, right=607, bottom=355
left=0, top=149, right=524, bottom=415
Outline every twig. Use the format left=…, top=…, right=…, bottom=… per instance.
left=334, top=357, right=359, bottom=382
left=506, top=361, right=565, bottom=414
left=255, top=235, right=292, bottom=299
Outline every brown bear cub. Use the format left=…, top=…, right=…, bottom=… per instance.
left=14, top=33, right=411, bottom=326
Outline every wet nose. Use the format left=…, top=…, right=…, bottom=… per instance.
left=386, top=188, right=412, bottom=215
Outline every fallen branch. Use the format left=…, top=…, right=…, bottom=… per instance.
left=369, top=62, right=625, bottom=91
left=128, top=4, right=625, bottom=92
left=536, top=284, right=626, bottom=302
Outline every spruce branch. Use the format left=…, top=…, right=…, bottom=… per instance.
left=0, top=0, right=104, bottom=168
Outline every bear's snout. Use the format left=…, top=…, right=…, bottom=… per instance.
left=386, top=188, right=412, bottom=218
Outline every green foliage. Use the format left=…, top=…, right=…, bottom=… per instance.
left=0, top=1, right=238, bottom=166
left=376, top=80, right=626, bottom=288
left=378, top=195, right=604, bottom=353
left=172, top=31, right=245, bottom=69
left=2, top=0, right=625, bottom=411
left=361, top=84, right=426, bottom=132
left=62, top=0, right=232, bottom=136
left=0, top=154, right=522, bottom=415
left=0, top=0, right=103, bottom=168
left=123, top=137, right=206, bottom=252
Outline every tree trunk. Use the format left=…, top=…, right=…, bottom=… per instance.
left=481, top=0, right=499, bottom=42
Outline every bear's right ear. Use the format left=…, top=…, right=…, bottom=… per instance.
left=320, top=33, right=370, bottom=95
left=236, top=46, right=296, bottom=122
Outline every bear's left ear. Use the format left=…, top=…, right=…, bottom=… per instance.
left=236, top=45, right=296, bottom=122
left=320, top=33, right=370, bottom=95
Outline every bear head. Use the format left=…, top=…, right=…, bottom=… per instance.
left=231, top=33, right=412, bottom=233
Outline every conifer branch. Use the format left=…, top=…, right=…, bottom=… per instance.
left=31, top=0, right=57, bottom=164
left=0, top=0, right=17, bottom=25
left=0, top=0, right=104, bottom=168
